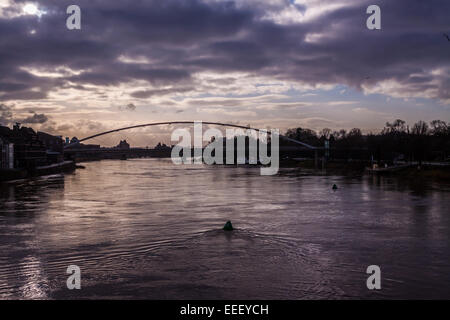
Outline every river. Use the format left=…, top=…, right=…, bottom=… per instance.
left=1, top=159, right=450, bottom=299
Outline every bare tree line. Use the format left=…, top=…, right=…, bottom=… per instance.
left=285, top=120, right=450, bottom=163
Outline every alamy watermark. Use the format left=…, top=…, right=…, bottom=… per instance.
left=66, top=5, right=81, bottom=30
left=170, top=121, right=280, bottom=176
left=366, top=5, right=381, bottom=30
left=366, top=265, right=381, bottom=290
left=66, top=265, right=81, bottom=290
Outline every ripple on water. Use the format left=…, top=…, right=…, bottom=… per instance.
left=1, top=159, right=450, bottom=299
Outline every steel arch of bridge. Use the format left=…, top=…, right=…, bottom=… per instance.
left=64, top=121, right=318, bottom=150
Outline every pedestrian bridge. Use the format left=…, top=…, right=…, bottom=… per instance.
left=64, top=121, right=318, bottom=150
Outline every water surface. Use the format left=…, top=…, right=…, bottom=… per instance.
left=1, top=159, right=450, bottom=299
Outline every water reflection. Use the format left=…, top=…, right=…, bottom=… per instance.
left=0, top=159, right=449, bottom=299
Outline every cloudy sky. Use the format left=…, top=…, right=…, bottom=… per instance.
left=0, top=0, right=449, bottom=146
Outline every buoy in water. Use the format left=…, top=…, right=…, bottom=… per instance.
left=332, top=184, right=338, bottom=190
left=223, top=221, right=234, bottom=231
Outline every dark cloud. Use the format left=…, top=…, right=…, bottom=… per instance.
left=0, top=0, right=449, bottom=102
left=1, top=103, right=49, bottom=125
left=21, top=111, right=49, bottom=124
left=117, top=103, right=137, bottom=111
left=125, top=103, right=136, bottom=111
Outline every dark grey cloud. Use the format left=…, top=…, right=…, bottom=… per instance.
left=0, top=104, right=49, bottom=126
left=0, top=0, right=449, bottom=102
left=123, top=103, right=136, bottom=111
left=21, top=111, right=49, bottom=124
left=126, top=103, right=136, bottom=111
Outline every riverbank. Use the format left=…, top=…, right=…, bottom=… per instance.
left=287, top=159, right=450, bottom=181
left=0, top=161, right=76, bottom=182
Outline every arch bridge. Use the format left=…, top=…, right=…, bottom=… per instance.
left=64, top=121, right=318, bottom=150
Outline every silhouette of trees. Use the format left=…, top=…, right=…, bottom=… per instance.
left=412, top=121, right=429, bottom=136
left=285, top=119, right=450, bottom=162
left=319, top=128, right=332, bottom=140
left=382, top=119, right=408, bottom=134
left=285, top=127, right=319, bottom=146
left=430, top=120, right=448, bottom=135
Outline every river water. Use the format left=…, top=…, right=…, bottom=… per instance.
left=1, top=159, right=450, bottom=299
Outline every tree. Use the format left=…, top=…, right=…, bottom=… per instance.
left=348, top=128, right=362, bottom=138
left=319, top=128, right=332, bottom=140
left=412, top=121, right=429, bottom=136
left=346, top=128, right=363, bottom=146
left=411, top=121, right=430, bottom=165
left=338, top=129, right=347, bottom=139
left=430, top=120, right=448, bottom=135
left=286, top=127, right=319, bottom=146
left=383, top=119, right=407, bottom=134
